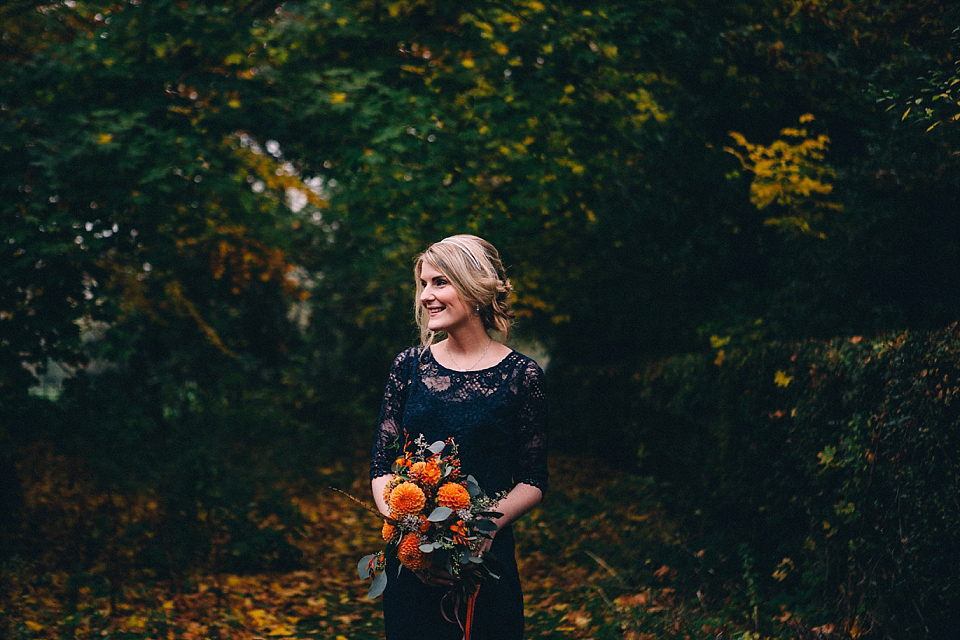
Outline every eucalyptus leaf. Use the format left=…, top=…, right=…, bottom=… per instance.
left=428, top=440, right=446, bottom=454
left=367, top=571, right=387, bottom=599
left=358, top=553, right=377, bottom=579
left=428, top=506, right=453, bottom=522
left=465, top=475, right=481, bottom=498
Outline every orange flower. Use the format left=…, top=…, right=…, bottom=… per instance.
left=410, top=461, right=443, bottom=487
left=450, top=520, right=469, bottom=546
left=389, top=482, right=426, bottom=516
left=398, top=534, right=431, bottom=570
left=415, top=515, right=430, bottom=533
left=382, top=477, right=403, bottom=505
left=436, top=482, right=470, bottom=510
left=382, top=522, right=398, bottom=541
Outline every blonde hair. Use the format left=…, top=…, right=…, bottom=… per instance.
left=414, top=234, right=515, bottom=347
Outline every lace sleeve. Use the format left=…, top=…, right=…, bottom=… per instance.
left=515, top=359, right=548, bottom=492
left=370, top=348, right=416, bottom=480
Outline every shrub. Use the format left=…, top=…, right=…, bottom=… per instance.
left=637, top=323, right=960, bottom=637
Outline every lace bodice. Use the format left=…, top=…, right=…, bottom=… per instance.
left=370, top=346, right=548, bottom=495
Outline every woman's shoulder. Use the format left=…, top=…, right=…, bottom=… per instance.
left=388, top=346, right=424, bottom=373
left=394, top=346, right=422, bottom=361
left=503, top=350, right=545, bottom=379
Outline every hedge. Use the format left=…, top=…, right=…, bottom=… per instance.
left=637, top=323, right=960, bottom=638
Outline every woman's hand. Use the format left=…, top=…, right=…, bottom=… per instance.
left=414, top=567, right=456, bottom=587
left=476, top=531, right=496, bottom=556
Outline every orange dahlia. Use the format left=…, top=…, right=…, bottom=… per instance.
left=397, top=534, right=431, bottom=570
left=381, top=521, right=398, bottom=541
left=389, top=482, right=426, bottom=516
left=382, top=477, right=403, bottom=505
left=410, top=460, right=443, bottom=487
left=436, top=482, right=471, bottom=510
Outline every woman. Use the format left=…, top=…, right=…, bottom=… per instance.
left=370, top=234, right=548, bottom=639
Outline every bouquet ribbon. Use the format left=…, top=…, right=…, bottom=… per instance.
left=464, top=586, right=479, bottom=640
left=442, top=585, right=480, bottom=640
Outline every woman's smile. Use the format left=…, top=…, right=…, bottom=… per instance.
left=419, top=262, right=472, bottom=332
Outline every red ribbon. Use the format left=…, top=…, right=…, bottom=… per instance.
left=441, top=585, right=481, bottom=640
left=464, top=586, right=479, bottom=640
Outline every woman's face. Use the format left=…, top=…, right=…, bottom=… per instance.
left=419, top=261, right=474, bottom=335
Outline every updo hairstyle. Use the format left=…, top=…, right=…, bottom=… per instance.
left=414, top=234, right=515, bottom=347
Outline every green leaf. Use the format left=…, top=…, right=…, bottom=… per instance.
left=367, top=571, right=387, bottom=599
left=465, top=475, right=481, bottom=498
left=358, top=553, right=377, bottom=579
left=428, top=506, right=453, bottom=522
left=818, top=445, right=837, bottom=467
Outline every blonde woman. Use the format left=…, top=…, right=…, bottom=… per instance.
left=370, top=234, right=548, bottom=639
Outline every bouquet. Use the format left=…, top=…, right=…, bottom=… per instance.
left=358, top=435, right=504, bottom=601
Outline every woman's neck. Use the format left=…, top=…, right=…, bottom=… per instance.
left=434, top=322, right=501, bottom=371
left=443, top=324, right=491, bottom=356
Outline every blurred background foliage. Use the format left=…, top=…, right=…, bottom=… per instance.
left=2, top=0, right=959, bottom=636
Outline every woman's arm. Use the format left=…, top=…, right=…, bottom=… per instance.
left=371, top=473, right=395, bottom=517
left=479, top=481, right=542, bottom=553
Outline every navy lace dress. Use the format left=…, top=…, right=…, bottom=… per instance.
left=370, top=346, right=548, bottom=640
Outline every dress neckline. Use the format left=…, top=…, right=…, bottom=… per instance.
left=423, top=344, right=517, bottom=374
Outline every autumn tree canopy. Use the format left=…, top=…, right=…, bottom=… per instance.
left=2, top=2, right=960, bottom=630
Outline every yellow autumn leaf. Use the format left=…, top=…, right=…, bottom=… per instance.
left=330, top=92, right=347, bottom=104
left=491, top=42, right=509, bottom=56
left=97, top=133, right=113, bottom=145
left=774, top=370, right=794, bottom=387
left=268, top=626, right=296, bottom=636
left=124, top=615, right=147, bottom=630
left=25, top=621, right=45, bottom=631
left=710, top=335, right=731, bottom=348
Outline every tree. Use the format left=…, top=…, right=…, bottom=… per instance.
left=1, top=0, right=318, bottom=570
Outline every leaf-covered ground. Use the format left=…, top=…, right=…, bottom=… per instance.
left=3, top=454, right=785, bottom=639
